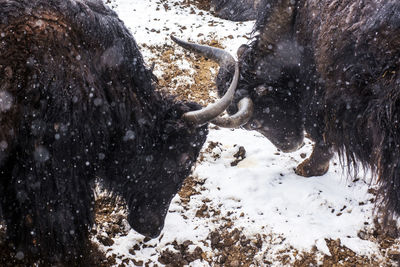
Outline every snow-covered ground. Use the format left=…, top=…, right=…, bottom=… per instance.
left=98, top=0, right=400, bottom=265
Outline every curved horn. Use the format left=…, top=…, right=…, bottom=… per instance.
left=171, top=35, right=235, bottom=68
left=211, top=97, right=254, bottom=128
left=171, top=35, right=247, bottom=126
left=181, top=61, right=239, bottom=125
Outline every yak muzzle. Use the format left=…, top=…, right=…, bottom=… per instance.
left=128, top=205, right=167, bottom=238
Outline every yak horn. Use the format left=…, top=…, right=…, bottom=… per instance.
left=171, top=35, right=240, bottom=126
left=182, top=62, right=239, bottom=125
left=211, top=97, right=254, bottom=128
left=171, top=35, right=234, bottom=68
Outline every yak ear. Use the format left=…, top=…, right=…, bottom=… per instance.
left=255, top=0, right=297, bottom=50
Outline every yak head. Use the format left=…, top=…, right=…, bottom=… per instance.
left=125, top=51, right=243, bottom=237
left=228, top=39, right=304, bottom=153
left=171, top=0, right=304, bottom=152
left=122, top=101, right=209, bottom=238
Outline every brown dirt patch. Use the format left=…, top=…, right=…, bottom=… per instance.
left=293, top=239, right=381, bottom=267
left=143, top=42, right=222, bottom=105
left=183, top=0, right=212, bottom=12
left=178, top=176, right=205, bottom=205
left=156, top=225, right=264, bottom=267
left=158, top=240, right=205, bottom=266
left=93, top=193, right=129, bottom=241
left=156, top=0, right=212, bottom=13
left=207, top=227, right=263, bottom=267
left=231, top=145, right=246, bottom=166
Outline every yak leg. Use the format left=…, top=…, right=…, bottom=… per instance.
left=295, top=141, right=333, bottom=177
left=1, top=152, right=95, bottom=264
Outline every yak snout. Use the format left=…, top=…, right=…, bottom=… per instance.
left=128, top=204, right=167, bottom=238
left=274, top=135, right=304, bottom=153
left=245, top=119, right=304, bottom=153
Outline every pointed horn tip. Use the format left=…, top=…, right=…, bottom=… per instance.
left=170, top=35, right=184, bottom=45
left=170, top=35, right=188, bottom=49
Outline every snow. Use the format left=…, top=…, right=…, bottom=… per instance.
left=100, top=0, right=398, bottom=265
left=108, top=0, right=253, bottom=56
left=186, top=129, right=377, bottom=254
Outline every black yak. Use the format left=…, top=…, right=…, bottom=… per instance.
left=0, top=0, right=242, bottom=264
left=172, top=0, right=400, bottom=223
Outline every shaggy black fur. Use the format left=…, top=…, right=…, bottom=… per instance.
left=294, top=0, right=400, bottom=220
left=218, top=0, right=400, bottom=220
left=210, top=0, right=262, bottom=21
left=0, top=0, right=207, bottom=264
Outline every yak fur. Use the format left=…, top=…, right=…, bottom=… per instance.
left=210, top=0, right=262, bottom=21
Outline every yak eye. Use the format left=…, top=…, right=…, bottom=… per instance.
left=250, top=120, right=263, bottom=129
